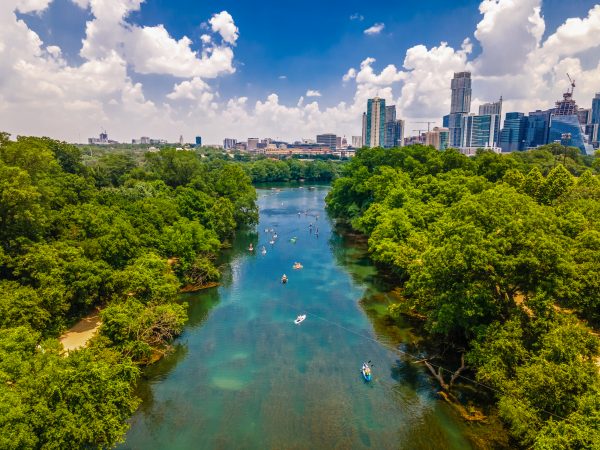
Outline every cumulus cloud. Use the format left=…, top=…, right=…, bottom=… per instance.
left=305, top=90, right=321, bottom=97
left=364, top=23, right=384, bottom=35
left=1, top=0, right=600, bottom=146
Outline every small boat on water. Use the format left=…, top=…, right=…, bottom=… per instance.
left=281, top=274, right=288, bottom=284
left=293, top=262, right=303, bottom=270
left=290, top=237, right=297, bottom=244
left=248, top=243, right=254, bottom=252
left=294, top=314, right=306, bottom=325
left=361, top=362, right=372, bottom=382
left=269, top=240, right=275, bottom=245
left=261, top=246, right=267, bottom=255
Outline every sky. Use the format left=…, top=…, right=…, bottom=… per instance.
left=1, top=0, right=600, bottom=144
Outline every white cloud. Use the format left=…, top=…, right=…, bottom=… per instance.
left=2, top=0, right=600, bottom=146
left=364, top=23, right=384, bottom=35
left=350, top=13, right=364, bottom=21
left=209, top=11, right=239, bottom=45
left=306, top=90, right=321, bottom=97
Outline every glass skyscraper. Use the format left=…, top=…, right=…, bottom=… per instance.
left=592, top=93, right=600, bottom=126
left=384, top=105, right=396, bottom=148
left=461, top=114, right=500, bottom=148
left=365, top=97, right=386, bottom=148
left=548, top=89, right=594, bottom=155
left=448, top=72, right=472, bottom=148
left=525, top=109, right=552, bottom=148
left=499, top=112, right=528, bottom=152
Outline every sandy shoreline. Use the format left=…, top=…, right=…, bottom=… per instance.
left=59, top=311, right=101, bottom=352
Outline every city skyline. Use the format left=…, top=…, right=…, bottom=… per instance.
left=1, top=0, right=600, bottom=143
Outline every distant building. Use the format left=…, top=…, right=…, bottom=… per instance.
left=88, top=131, right=117, bottom=145
left=585, top=123, right=599, bottom=148
left=365, top=97, right=386, bottom=147
left=361, top=113, right=367, bottom=148
left=394, top=120, right=405, bottom=147
left=592, top=93, right=600, bottom=124
left=247, top=138, right=259, bottom=151
left=195, top=136, right=202, bottom=146
left=316, top=133, right=337, bottom=150
left=499, top=112, right=528, bottom=152
left=461, top=114, right=501, bottom=149
left=479, top=98, right=503, bottom=117
left=223, top=138, right=237, bottom=149
left=336, top=136, right=342, bottom=148
left=235, top=142, right=247, bottom=151
left=577, top=108, right=591, bottom=125
left=351, top=136, right=363, bottom=148
left=384, top=105, right=396, bottom=148
left=448, top=72, right=472, bottom=148
left=525, top=109, right=552, bottom=148
left=179, top=135, right=184, bottom=146
left=425, top=127, right=449, bottom=150
left=548, top=86, right=593, bottom=155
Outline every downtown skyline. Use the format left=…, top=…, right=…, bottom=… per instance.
left=1, top=0, right=600, bottom=144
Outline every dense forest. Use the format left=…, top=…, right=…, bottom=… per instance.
left=242, top=158, right=341, bottom=183
left=326, top=144, right=600, bottom=449
left=0, top=133, right=257, bottom=448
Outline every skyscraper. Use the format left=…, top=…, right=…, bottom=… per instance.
left=461, top=114, right=500, bottom=148
left=223, top=138, right=236, bottom=149
left=450, top=72, right=472, bottom=114
left=448, top=72, right=472, bottom=147
left=247, top=138, right=259, bottom=151
left=195, top=136, right=202, bottom=146
left=577, top=108, right=591, bottom=125
left=479, top=97, right=503, bottom=117
left=384, top=105, right=397, bottom=148
left=592, top=93, right=600, bottom=124
left=351, top=136, right=363, bottom=148
left=499, top=112, right=528, bottom=152
left=525, top=109, right=552, bottom=148
left=548, top=86, right=593, bottom=155
left=365, top=97, right=386, bottom=148
left=361, top=113, right=367, bottom=148
left=394, top=120, right=405, bottom=147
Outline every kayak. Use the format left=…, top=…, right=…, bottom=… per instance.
left=361, top=362, right=372, bottom=381
left=294, top=314, right=306, bottom=325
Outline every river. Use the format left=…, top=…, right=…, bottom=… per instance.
left=120, top=185, right=491, bottom=449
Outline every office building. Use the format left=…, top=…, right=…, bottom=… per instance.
left=451, top=72, right=472, bottom=114
left=336, top=136, right=343, bottom=148
left=592, top=93, right=600, bottom=124
left=479, top=97, right=503, bottom=117
left=461, top=114, right=500, bottom=149
left=548, top=86, right=594, bottom=155
left=351, top=136, right=363, bottom=148
left=448, top=72, right=472, bottom=147
left=316, top=134, right=337, bottom=150
left=525, top=109, right=552, bottom=148
left=361, top=113, right=367, bottom=148
left=585, top=123, right=599, bottom=148
left=499, top=112, right=528, bottom=152
left=425, top=127, right=449, bottom=150
left=365, top=97, right=386, bottom=147
left=384, top=105, right=397, bottom=148
left=195, top=136, right=202, bottom=146
left=247, top=138, right=259, bottom=151
left=394, top=120, right=405, bottom=147
left=223, top=138, right=237, bottom=150
left=577, top=108, right=591, bottom=125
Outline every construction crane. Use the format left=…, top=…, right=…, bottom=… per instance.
left=414, top=121, right=436, bottom=132
left=567, top=73, right=576, bottom=95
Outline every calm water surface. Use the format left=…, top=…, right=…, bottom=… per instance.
left=121, top=185, right=479, bottom=450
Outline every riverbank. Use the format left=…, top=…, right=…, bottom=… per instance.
left=59, top=310, right=101, bottom=352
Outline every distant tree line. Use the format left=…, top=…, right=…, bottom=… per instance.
left=326, top=144, right=600, bottom=449
left=0, top=133, right=257, bottom=448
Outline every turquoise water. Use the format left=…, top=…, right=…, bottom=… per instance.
left=121, top=185, right=478, bottom=450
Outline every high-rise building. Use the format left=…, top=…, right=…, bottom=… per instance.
left=592, top=93, right=600, bottom=124
left=365, top=97, right=386, bottom=147
left=316, top=133, right=337, bottom=150
left=425, top=127, right=449, bottom=150
left=384, top=105, right=397, bottom=148
left=461, top=114, right=500, bottom=148
left=361, top=113, right=367, bottom=148
left=447, top=72, right=472, bottom=148
left=223, top=138, right=237, bottom=149
left=479, top=97, right=503, bottom=117
left=195, top=136, right=202, bottom=146
left=450, top=72, right=472, bottom=114
left=336, top=136, right=343, bottom=148
left=548, top=86, right=594, bottom=155
left=585, top=123, right=599, bottom=148
left=499, top=112, right=528, bottom=152
left=394, top=120, right=405, bottom=147
left=247, top=138, right=259, bottom=151
left=525, top=109, right=552, bottom=148
left=577, top=108, right=591, bottom=125
left=351, top=136, right=363, bottom=148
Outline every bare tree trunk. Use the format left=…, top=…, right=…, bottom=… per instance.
left=422, top=353, right=466, bottom=392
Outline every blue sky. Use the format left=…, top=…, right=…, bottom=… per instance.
left=3, top=0, right=600, bottom=142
